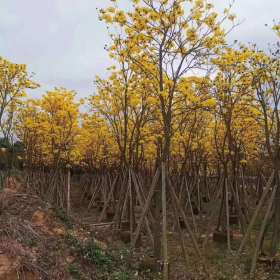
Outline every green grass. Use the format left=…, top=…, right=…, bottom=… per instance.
left=68, top=264, right=88, bottom=280
left=55, top=207, right=74, bottom=229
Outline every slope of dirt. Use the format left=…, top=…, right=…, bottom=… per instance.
left=0, top=178, right=154, bottom=280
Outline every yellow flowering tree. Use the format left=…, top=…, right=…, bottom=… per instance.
left=0, top=56, right=39, bottom=140
left=100, top=0, right=234, bottom=164
left=91, top=68, right=155, bottom=169
left=17, top=88, right=81, bottom=169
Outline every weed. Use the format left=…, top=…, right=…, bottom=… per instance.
left=111, top=270, right=134, bottom=280
left=55, top=207, right=73, bottom=229
left=82, top=238, right=112, bottom=267
left=65, top=234, right=112, bottom=268
left=65, top=233, right=82, bottom=249
left=38, top=254, right=56, bottom=270
left=68, top=264, right=87, bottom=280
left=24, top=238, right=37, bottom=247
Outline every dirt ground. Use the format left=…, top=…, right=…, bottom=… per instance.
left=0, top=177, right=279, bottom=280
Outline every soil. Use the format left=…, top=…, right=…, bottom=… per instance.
left=0, top=176, right=278, bottom=280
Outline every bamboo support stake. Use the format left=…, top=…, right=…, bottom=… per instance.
left=162, top=162, right=169, bottom=280
left=129, top=170, right=134, bottom=242
left=168, top=178, right=202, bottom=259
left=113, top=177, right=127, bottom=227
left=250, top=184, right=276, bottom=278
left=229, top=182, right=246, bottom=234
left=131, top=171, right=154, bottom=247
left=171, top=191, right=189, bottom=269
left=202, top=179, right=224, bottom=249
left=131, top=168, right=159, bottom=248
left=270, top=172, right=280, bottom=257
left=67, top=167, right=71, bottom=215
left=238, top=171, right=274, bottom=254
left=197, top=176, right=201, bottom=212
left=186, top=181, right=198, bottom=235
left=120, top=179, right=130, bottom=222
left=225, top=179, right=231, bottom=251
left=98, top=176, right=118, bottom=222
left=88, top=179, right=102, bottom=209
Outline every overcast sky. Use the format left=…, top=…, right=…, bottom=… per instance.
left=0, top=0, right=279, bottom=98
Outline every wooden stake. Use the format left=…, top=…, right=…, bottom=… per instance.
left=168, top=177, right=202, bottom=259
left=131, top=170, right=154, bottom=247
left=250, top=184, right=276, bottom=278
left=88, top=178, right=102, bottom=209
left=129, top=170, right=134, bottom=242
left=67, top=167, right=71, bottom=215
left=238, top=171, right=274, bottom=254
left=186, top=180, right=198, bottom=235
left=162, top=162, right=169, bottom=280
left=171, top=190, right=189, bottom=269
left=229, top=182, right=246, bottom=234
left=131, top=168, right=159, bottom=248
left=225, top=179, right=231, bottom=251
left=98, top=175, right=118, bottom=222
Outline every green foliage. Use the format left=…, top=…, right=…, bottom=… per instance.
left=23, top=237, right=38, bottom=248
left=82, top=239, right=112, bottom=266
left=111, top=270, right=134, bottom=280
left=38, top=254, right=56, bottom=271
left=65, top=233, right=112, bottom=267
left=65, top=233, right=82, bottom=250
left=68, top=264, right=87, bottom=280
left=55, top=207, right=73, bottom=229
left=64, top=234, right=142, bottom=280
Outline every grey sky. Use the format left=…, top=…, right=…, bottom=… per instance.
left=0, top=0, right=279, bottom=98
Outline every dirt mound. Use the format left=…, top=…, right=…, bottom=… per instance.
left=0, top=177, right=155, bottom=280
left=4, top=176, right=22, bottom=193
left=0, top=178, right=72, bottom=279
left=0, top=178, right=125, bottom=280
left=0, top=254, right=20, bottom=280
left=31, top=210, right=65, bottom=236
